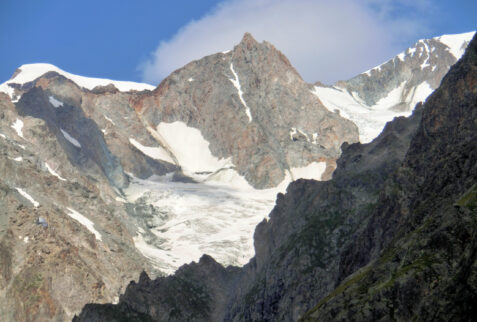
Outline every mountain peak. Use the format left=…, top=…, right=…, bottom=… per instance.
left=239, top=32, right=259, bottom=49
left=0, top=63, right=154, bottom=99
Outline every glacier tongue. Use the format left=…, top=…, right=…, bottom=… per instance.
left=126, top=175, right=280, bottom=275
left=126, top=161, right=327, bottom=275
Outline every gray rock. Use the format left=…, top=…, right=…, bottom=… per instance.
left=135, top=33, right=358, bottom=188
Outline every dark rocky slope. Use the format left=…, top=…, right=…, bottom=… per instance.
left=302, top=32, right=477, bottom=321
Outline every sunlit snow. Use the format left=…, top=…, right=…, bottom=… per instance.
left=127, top=169, right=322, bottom=274
left=437, top=31, right=475, bottom=60
left=126, top=130, right=327, bottom=274
left=229, top=63, right=252, bottom=122
left=45, top=163, right=67, bottom=181
left=11, top=119, right=24, bottom=138
left=0, top=63, right=155, bottom=101
left=312, top=80, right=433, bottom=143
left=156, top=121, right=232, bottom=174
left=104, top=115, right=115, bottom=125
left=129, top=138, right=174, bottom=164
left=66, top=208, right=102, bottom=241
left=15, top=188, right=39, bottom=207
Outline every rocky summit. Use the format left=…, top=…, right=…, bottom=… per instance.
left=133, top=33, right=358, bottom=188
left=0, top=29, right=475, bottom=322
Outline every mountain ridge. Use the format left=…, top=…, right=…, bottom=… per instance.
left=0, top=30, right=474, bottom=321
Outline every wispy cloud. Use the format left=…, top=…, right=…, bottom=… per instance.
left=140, top=0, right=433, bottom=84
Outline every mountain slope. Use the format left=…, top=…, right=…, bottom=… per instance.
left=133, top=33, right=358, bottom=188
left=75, top=33, right=477, bottom=321
left=0, top=33, right=359, bottom=321
left=312, top=31, right=475, bottom=142
left=0, top=92, right=150, bottom=321
left=304, top=31, right=477, bottom=321
left=74, top=85, right=423, bottom=322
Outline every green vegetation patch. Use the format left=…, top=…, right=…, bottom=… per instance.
left=456, top=183, right=477, bottom=212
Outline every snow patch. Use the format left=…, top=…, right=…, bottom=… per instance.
left=129, top=138, right=175, bottom=164
left=229, top=63, right=252, bottom=122
left=11, top=119, right=24, bottom=138
left=104, top=115, right=115, bottom=125
left=312, top=133, right=318, bottom=144
left=407, top=81, right=433, bottom=109
left=48, top=95, right=63, bottom=108
left=222, top=50, right=231, bottom=54
left=188, top=78, right=194, bottom=82
left=66, top=208, right=102, bottom=241
left=437, top=31, right=475, bottom=60
left=13, top=156, right=22, bottom=162
left=290, top=162, right=327, bottom=181
left=45, top=163, right=67, bottom=181
left=60, top=129, right=81, bottom=148
left=289, top=128, right=297, bottom=140
left=311, top=82, right=430, bottom=143
left=15, top=188, right=39, bottom=207
left=371, top=82, right=407, bottom=110
left=156, top=121, right=232, bottom=174
left=421, top=55, right=430, bottom=69
left=0, top=63, right=155, bottom=100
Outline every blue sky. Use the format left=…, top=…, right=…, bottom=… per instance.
left=0, top=0, right=475, bottom=85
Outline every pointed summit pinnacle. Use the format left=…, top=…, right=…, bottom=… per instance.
left=240, top=32, right=259, bottom=49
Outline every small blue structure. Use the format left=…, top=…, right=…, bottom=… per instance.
left=37, top=217, right=48, bottom=228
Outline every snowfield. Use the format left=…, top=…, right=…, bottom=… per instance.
left=125, top=121, right=327, bottom=274
left=126, top=165, right=325, bottom=275
left=313, top=31, right=474, bottom=143
left=312, top=81, right=434, bottom=143
left=0, top=63, right=155, bottom=101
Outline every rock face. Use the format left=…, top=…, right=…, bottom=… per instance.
left=75, top=34, right=477, bottom=321
left=11, top=70, right=178, bottom=187
left=304, top=32, right=477, bottom=321
left=0, top=64, right=181, bottom=321
left=134, top=33, right=358, bottom=188
left=0, top=92, right=151, bottom=321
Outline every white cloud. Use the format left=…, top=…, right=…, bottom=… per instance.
left=140, top=0, right=431, bottom=84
